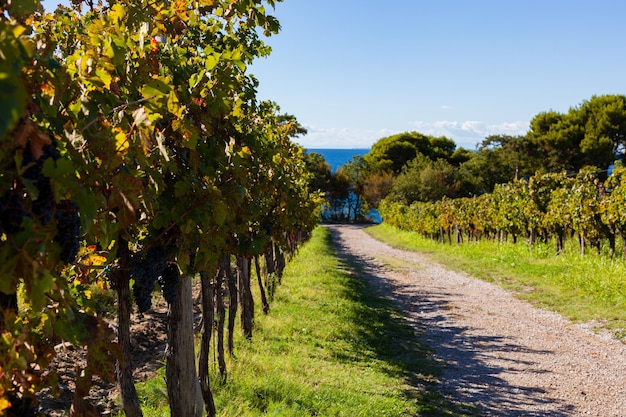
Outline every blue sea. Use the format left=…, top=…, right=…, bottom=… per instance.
left=307, top=148, right=370, bottom=172
left=307, top=148, right=381, bottom=223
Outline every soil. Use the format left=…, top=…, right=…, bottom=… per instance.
left=39, top=224, right=626, bottom=416
left=327, top=224, right=626, bottom=416
left=38, top=285, right=199, bottom=416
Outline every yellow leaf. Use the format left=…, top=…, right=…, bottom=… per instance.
left=0, top=397, right=10, bottom=412
left=95, top=67, right=112, bottom=89
left=89, top=254, right=107, bottom=265
left=113, top=128, right=129, bottom=153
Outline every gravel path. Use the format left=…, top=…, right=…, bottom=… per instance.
left=327, top=224, right=626, bottom=416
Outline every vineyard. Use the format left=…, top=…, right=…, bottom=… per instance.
left=0, top=0, right=322, bottom=416
left=379, top=165, right=626, bottom=258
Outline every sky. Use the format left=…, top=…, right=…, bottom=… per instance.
left=250, top=0, right=626, bottom=150
left=40, top=0, right=626, bottom=151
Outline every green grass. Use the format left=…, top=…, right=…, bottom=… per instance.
left=366, top=223, right=626, bottom=337
left=134, top=226, right=477, bottom=416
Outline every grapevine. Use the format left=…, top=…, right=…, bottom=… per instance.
left=21, top=136, right=60, bottom=225
left=0, top=0, right=322, bottom=415
left=0, top=190, right=26, bottom=234
left=54, top=199, right=81, bottom=264
left=379, top=168, right=623, bottom=257
left=158, top=263, right=179, bottom=305
left=131, top=245, right=168, bottom=313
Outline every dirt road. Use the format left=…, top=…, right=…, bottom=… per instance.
left=327, top=224, right=626, bottom=416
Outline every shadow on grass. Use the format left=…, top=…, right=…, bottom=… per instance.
left=323, top=226, right=479, bottom=417
left=326, top=224, right=576, bottom=417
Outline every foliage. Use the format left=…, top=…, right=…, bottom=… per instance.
left=379, top=165, right=626, bottom=258
left=360, top=95, right=626, bottom=204
left=527, top=95, right=626, bottom=172
left=386, top=155, right=460, bottom=204
left=303, top=151, right=332, bottom=194
left=361, top=170, right=394, bottom=209
left=137, top=227, right=475, bottom=416
left=310, top=154, right=373, bottom=223
left=363, top=131, right=457, bottom=174
left=0, top=0, right=322, bottom=414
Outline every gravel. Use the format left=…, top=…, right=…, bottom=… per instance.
left=327, top=224, right=626, bottom=416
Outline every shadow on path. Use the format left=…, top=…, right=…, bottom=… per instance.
left=326, top=224, right=575, bottom=417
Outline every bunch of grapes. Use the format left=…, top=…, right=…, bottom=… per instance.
left=22, top=139, right=60, bottom=225
left=0, top=190, right=26, bottom=234
left=131, top=245, right=168, bottom=313
left=54, top=200, right=81, bottom=264
left=158, top=263, right=179, bottom=305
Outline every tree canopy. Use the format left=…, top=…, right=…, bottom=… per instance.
left=528, top=94, right=626, bottom=172
left=362, top=131, right=457, bottom=173
left=351, top=94, right=626, bottom=208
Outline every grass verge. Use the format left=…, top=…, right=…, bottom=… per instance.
left=366, top=223, right=626, bottom=337
left=134, top=226, right=476, bottom=416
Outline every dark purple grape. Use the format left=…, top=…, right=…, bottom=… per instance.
left=131, top=245, right=169, bottom=313
left=0, top=190, right=26, bottom=233
left=54, top=200, right=81, bottom=264
left=158, top=263, right=179, bottom=305
left=32, top=178, right=54, bottom=225
left=22, top=138, right=60, bottom=225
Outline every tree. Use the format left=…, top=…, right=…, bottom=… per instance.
left=386, top=155, right=459, bottom=204
left=528, top=111, right=584, bottom=172
left=604, top=162, right=626, bottom=257
left=363, top=131, right=457, bottom=174
left=362, top=170, right=394, bottom=209
left=578, top=95, right=626, bottom=168
left=338, top=156, right=368, bottom=222
left=456, top=135, right=540, bottom=196
left=449, top=147, right=474, bottom=166
left=527, top=95, right=626, bottom=172
left=303, top=151, right=333, bottom=193
left=324, top=170, right=351, bottom=222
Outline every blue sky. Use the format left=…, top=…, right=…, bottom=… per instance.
left=40, top=0, right=626, bottom=150
left=251, top=0, right=626, bottom=150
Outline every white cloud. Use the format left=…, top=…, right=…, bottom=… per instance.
left=409, top=120, right=529, bottom=149
left=291, top=120, right=529, bottom=150
left=294, top=125, right=396, bottom=149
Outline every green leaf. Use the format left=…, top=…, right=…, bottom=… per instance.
left=141, top=77, right=171, bottom=99
left=205, top=53, right=220, bottom=71
left=212, top=200, right=227, bottom=226
left=24, top=270, right=57, bottom=311
left=9, top=0, right=41, bottom=20
left=0, top=43, right=27, bottom=138
left=95, top=67, right=113, bottom=89
left=167, top=91, right=184, bottom=118
left=174, top=181, right=190, bottom=198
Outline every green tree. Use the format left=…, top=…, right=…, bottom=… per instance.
left=386, top=155, right=459, bottom=204
left=0, top=0, right=323, bottom=415
left=303, top=151, right=332, bottom=193
left=339, top=155, right=369, bottom=222
left=456, top=135, right=540, bottom=196
left=528, top=111, right=584, bottom=172
left=362, top=170, right=394, bottom=209
left=324, top=169, right=351, bottom=222
left=579, top=95, right=626, bottom=167
left=527, top=95, right=626, bottom=172
left=363, top=131, right=457, bottom=173
left=604, top=162, right=626, bottom=257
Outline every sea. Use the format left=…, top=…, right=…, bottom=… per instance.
left=307, top=148, right=370, bottom=172
left=307, top=148, right=381, bottom=223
